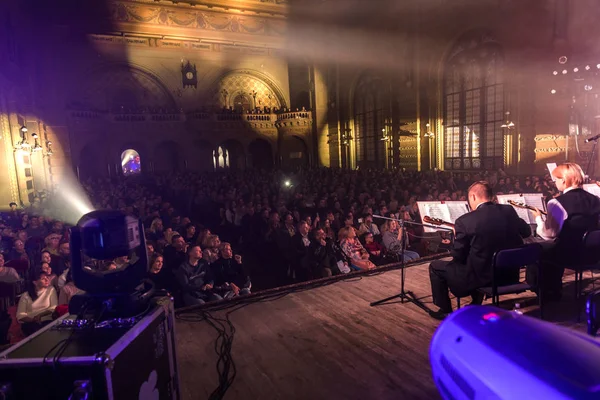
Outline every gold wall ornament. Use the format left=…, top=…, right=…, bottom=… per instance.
left=109, top=1, right=284, bottom=38
left=534, top=147, right=566, bottom=153
left=534, top=135, right=566, bottom=142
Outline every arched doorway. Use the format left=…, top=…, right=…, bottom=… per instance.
left=121, top=149, right=142, bottom=175
left=188, top=140, right=214, bottom=172
left=281, top=136, right=309, bottom=169
left=214, top=140, right=245, bottom=170
left=153, top=141, right=181, bottom=172
left=248, top=139, right=274, bottom=170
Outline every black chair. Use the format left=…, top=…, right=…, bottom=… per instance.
left=568, top=230, right=600, bottom=317
left=456, top=243, right=543, bottom=318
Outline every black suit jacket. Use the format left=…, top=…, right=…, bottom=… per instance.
left=447, top=202, right=531, bottom=297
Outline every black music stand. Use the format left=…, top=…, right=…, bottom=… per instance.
left=369, top=215, right=453, bottom=315
left=586, top=135, right=599, bottom=179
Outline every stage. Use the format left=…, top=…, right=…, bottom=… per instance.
left=175, top=258, right=589, bottom=400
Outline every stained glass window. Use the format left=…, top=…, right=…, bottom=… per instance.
left=444, top=33, right=504, bottom=170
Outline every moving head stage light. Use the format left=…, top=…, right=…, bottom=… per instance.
left=430, top=306, right=600, bottom=400
left=69, top=210, right=151, bottom=317
left=0, top=211, right=180, bottom=400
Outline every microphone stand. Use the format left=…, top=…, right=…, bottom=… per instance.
left=370, top=215, right=454, bottom=315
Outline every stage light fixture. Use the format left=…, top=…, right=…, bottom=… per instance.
left=585, top=85, right=593, bottom=91
left=551, top=89, right=557, bottom=94
left=597, top=64, right=600, bottom=69
left=553, top=71, right=558, bottom=75
left=70, top=210, right=147, bottom=295
left=559, top=56, right=568, bottom=64
left=574, top=67, right=579, bottom=73
left=586, top=65, right=591, bottom=71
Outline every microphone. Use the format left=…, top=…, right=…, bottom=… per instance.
left=585, top=134, right=600, bottom=143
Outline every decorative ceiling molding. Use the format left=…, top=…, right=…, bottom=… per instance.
left=109, top=1, right=287, bottom=39
left=127, top=0, right=288, bottom=16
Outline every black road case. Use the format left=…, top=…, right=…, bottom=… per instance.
left=0, top=298, right=180, bottom=399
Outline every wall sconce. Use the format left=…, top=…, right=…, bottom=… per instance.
left=15, top=125, right=31, bottom=151
left=31, top=132, right=43, bottom=152
left=501, top=112, right=515, bottom=129
left=424, top=123, right=435, bottom=138
left=341, top=128, right=353, bottom=146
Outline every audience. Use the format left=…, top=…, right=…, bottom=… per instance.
left=0, top=166, right=564, bottom=340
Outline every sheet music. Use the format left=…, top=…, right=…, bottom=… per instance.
left=497, top=194, right=545, bottom=224
left=447, top=201, right=470, bottom=222
left=546, top=163, right=557, bottom=181
left=417, top=201, right=469, bottom=233
left=583, top=184, right=600, bottom=198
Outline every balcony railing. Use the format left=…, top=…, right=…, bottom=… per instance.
left=68, top=107, right=312, bottom=129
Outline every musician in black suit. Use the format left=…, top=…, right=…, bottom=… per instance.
left=429, top=181, right=531, bottom=319
left=528, top=163, right=600, bottom=299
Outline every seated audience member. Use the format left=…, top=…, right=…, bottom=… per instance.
left=361, top=232, right=385, bottom=266
left=380, top=220, right=420, bottom=262
left=338, top=227, right=375, bottom=271
left=358, top=214, right=381, bottom=237
left=182, top=223, right=197, bottom=244
left=163, top=234, right=187, bottom=271
left=146, top=242, right=156, bottom=258
left=146, top=218, right=164, bottom=242
left=202, top=234, right=221, bottom=250
left=5, top=238, right=29, bottom=264
left=43, top=233, right=62, bottom=256
left=202, top=247, right=220, bottom=265
left=40, top=261, right=58, bottom=288
left=17, top=270, right=58, bottom=336
left=0, top=254, right=20, bottom=283
left=309, top=228, right=340, bottom=277
left=195, top=228, right=211, bottom=247
left=320, top=219, right=336, bottom=241
left=211, top=242, right=251, bottom=298
left=58, top=269, right=83, bottom=306
left=148, top=253, right=174, bottom=291
left=291, top=221, right=313, bottom=281
left=175, top=245, right=221, bottom=306
left=55, top=240, right=71, bottom=276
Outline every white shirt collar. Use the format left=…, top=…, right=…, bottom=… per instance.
left=563, top=186, right=578, bottom=194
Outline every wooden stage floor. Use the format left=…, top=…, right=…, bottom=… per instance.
left=175, top=258, right=590, bottom=400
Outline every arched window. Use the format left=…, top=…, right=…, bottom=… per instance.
left=354, top=74, right=388, bottom=169
left=233, top=94, right=251, bottom=113
left=121, top=149, right=141, bottom=175
left=213, top=146, right=229, bottom=170
left=444, top=32, right=504, bottom=170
